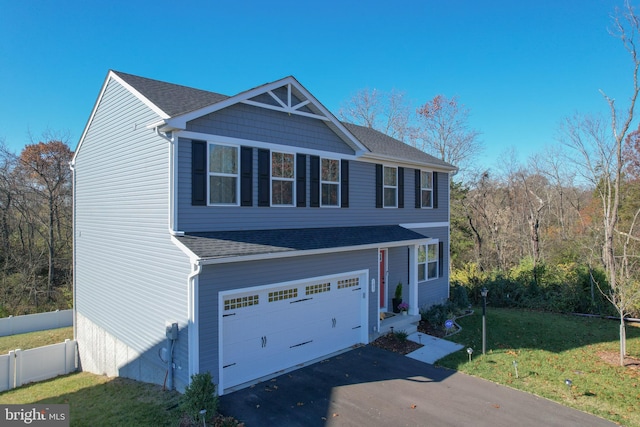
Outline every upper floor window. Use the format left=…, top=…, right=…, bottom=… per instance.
left=383, top=166, right=397, bottom=207
left=321, top=158, right=340, bottom=206
left=209, top=143, right=239, bottom=205
left=421, top=170, right=433, bottom=208
left=418, top=242, right=439, bottom=281
left=272, top=151, right=295, bottom=206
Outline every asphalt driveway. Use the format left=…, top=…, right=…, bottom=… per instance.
left=219, top=345, right=616, bottom=427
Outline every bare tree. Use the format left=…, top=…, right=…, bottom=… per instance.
left=413, top=95, right=483, bottom=173
left=13, top=133, right=73, bottom=297
left=560, top=2, right=640, bottom=366
left=339, top=88, right=413, bottom=142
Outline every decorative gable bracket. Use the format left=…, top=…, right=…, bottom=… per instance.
left=241, top=83, right=329, bottom=122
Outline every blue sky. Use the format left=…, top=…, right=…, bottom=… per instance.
left=0, top=0, right=634, bottom=170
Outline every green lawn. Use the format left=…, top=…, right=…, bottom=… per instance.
left=437, top=308, right=640, bottom=426
left=0, top=326, right=73, bottom=354
left=0, top=372, right=183, bottom=426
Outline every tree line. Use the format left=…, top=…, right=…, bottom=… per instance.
left=0, top=132, right=73, bottom=316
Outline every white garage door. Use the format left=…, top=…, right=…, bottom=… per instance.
left=220, top=270, right=368, bottom=392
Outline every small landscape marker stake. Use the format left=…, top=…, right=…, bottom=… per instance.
left=564, top=379, right=575, bottom=399
left=467, top=347, right=473, bottom=362
left=513, top=360, right=518, bottom=378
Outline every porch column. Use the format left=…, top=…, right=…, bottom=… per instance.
left=408, top=244, right=419, bottom=315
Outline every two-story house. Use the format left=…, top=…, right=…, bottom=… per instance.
left=72, top=71, right=457, bottom=394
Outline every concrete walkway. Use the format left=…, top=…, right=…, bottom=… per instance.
left=404, top=331, right=465, bottom=364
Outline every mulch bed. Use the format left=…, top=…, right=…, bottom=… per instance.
left=597, top=351, right=640, bottom=375
left=370, top=320, right=447, bottom=355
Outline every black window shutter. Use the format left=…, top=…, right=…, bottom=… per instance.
left=438, top=241, right=444, bottom=277
left=398, top=167, right=404, bottom=208
left=296, top=154, right=307, bottom=207
left=240, top=146, right=253, bottom=206
left=375, top=164, right=383, bottom=208
left=258, top=149, right=270, bottom=207
left=310, top=155, right=320, bottom=207
left=433, top=172, right=439, bottom=209
left=341, top=160, right=349, bottom=208
left=415, top=169, right=421, bottom=208
left=191, top=140, right=206, bottom=206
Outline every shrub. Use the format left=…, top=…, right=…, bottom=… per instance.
left=180, top=372, right=218, bottom=424
left=394, top=330, right=409, bottom=342
left=421, top=301, right=456, bottom=327
left=450, top=284, right=469, bottom=310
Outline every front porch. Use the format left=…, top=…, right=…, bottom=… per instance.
left=377, top=312, right=421, bottom=338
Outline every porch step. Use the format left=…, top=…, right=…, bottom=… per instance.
left=378, top=313, right=420, bottom=336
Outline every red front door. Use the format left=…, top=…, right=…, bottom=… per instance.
left=379, top=250, right=386, bottom=308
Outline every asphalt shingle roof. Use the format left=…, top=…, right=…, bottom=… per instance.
left=175, top=225, right=427, bottom=260
left=111, top=70, right=455, bottom=170
left=113, top=70, right=229, bottom=117
left=342, top=122, right=454, bottom=169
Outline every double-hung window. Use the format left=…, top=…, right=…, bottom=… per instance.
left=383, top=166, right=397, bottom=207
left=271, top=151, right=295, bottom=206
left=418, top=242, right=439, bottom=281
left=421, top=170, right=433, bottom=208
left=209, top=143, right=239, bottom=205
left=321, top=158, right=340, bottom=206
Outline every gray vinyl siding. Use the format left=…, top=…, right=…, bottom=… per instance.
left=187, top=103, right=354, bottom=155
left=197, top=249, right=377, bottom=382
left=74, top=78, right=192, bottom=390
left=412, top=226, right=451, bottom=308
left=387, top=246, right=410, bottom=305
left=177, top=140, right=450, bottom=232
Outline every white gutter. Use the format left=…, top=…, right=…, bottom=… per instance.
left=359, top=152, right=458, bottom=173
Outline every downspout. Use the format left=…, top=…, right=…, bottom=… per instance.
left=188, top=261, right=202, bottom=380
left=154, top=126, right=183, bottom=236
left=69, top=160, right=77, bottom=341
left=447, top=172, right=451, bottom=299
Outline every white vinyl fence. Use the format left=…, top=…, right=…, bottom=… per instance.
left=0, top=339, right=77, bottom=392
left=0, top=309, right=73, bottom=336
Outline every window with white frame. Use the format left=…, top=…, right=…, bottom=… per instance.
left=321, top=158, right=340, bottom=206
left=418, top=242, right=439, bottom=281
left=383, top=166, right=397, bottom=207
left=271, top=151, right=295, bottom=205
left=421, top=170, right=433, bottom=208
left=209, top=143, right=239, bottom=205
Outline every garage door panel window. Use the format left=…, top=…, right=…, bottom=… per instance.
left=418, top=242, right=439, bottom=281
left=268, top=288, right=298, bottom=302
left=224, top=294, right=259, bottom=311
left=337, top=277, right=359, bottom=289
left=306, top=282, right=331, bottom=295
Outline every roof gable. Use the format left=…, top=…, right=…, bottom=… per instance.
left=166, top=76, right=368, bottom=154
